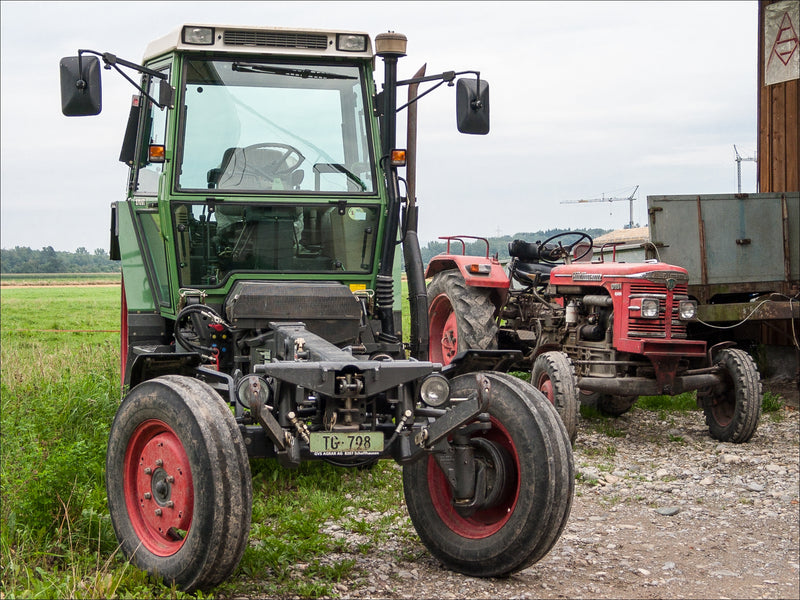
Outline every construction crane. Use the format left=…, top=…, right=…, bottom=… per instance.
left=733, top=145, right=756, bottom=194
left=560, top=185, right=639, bottom=229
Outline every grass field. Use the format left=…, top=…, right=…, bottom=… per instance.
left=0, top=280, right=782, bottom=598
left=0, top=283, right=411, bottom=599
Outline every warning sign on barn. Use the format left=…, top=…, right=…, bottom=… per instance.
left=764, top=0, right=800, bottom=85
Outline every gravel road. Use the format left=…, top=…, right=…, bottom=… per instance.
left=317, top=406, right=799, bottom=599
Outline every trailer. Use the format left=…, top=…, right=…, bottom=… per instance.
left=647, top=192, right=799, bottom=403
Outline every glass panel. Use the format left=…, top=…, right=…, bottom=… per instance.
left=178, top=59, right=375, bottom=194
left=136, top=211, right=171, bottom=305
left=137, top=69, right=171, bottom=195
left=174, top=202, right=379, bottom=286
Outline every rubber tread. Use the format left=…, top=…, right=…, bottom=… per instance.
left=531, top=351, right=579, bottom=443
left=106, top=375, right=252, bottom=592
left=704, top=348, right=762, bottom=443
left=403, top=371, right=574, bottom=577
left=427, top=269, right=498, bottom=352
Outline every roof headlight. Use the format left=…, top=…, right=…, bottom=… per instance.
left=641, top=298, right=660, bottom=318
left=182, top=26, right=215, bottom=45
left=420, top=373, right=450, bottom=407
left=679, top=299, right=697, bottom=320
left=337, top=34, right=368, bottom=52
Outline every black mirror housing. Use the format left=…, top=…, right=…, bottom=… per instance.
left=456, top=77, right=489, bottom=135
left=60, top=55, right=102, bottom=116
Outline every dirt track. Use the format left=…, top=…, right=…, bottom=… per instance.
left=310, top=407, right=799, bottom=599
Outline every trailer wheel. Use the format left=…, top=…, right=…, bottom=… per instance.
left=106, top=375, right=252, bottom=592
left=428, top=269, right=498, bottom=365
left=403, top=371, right=573, bottom=577
left=531, top=351, right=578, bottom=443
left=704, top=348, right=762, bottom=443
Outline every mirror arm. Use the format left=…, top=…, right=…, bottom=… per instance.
left=77, top=49, right=172, bottom=109
left=395, top=69, right=482, bottom=113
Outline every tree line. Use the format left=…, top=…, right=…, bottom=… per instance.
left=0, top=246, right=120, bottom=274
left=1, top=227, right=611, bottom=274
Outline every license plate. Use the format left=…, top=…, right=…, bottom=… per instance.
left=309, top=431, right=383, bottom=456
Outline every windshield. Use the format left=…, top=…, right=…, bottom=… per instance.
left=178, top=58, right=375, bottom=193
left=173, top=202, right=380, bottom=286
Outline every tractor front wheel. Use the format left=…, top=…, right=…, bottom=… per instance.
left=403, top=371, right=574, bottom=576
left=106, top=375, right=252, bottom=592
left=427, top=269, right=498, bottom=365
left=531, top=351, right=578, bottom=443
left=703, top=348, right=761, bottom=443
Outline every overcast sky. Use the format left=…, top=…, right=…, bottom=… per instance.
left=0, top=1, right=759, bottom=252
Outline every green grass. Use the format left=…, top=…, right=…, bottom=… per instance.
left=636, top=392, right=698, bottom=412
left=1, top=283, right=410, bottom=599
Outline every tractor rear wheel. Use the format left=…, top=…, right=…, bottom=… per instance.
left=106, top=375, right=252, bottom=592
left=403, top=371, right=574, bottom=577
left=531, top=351, right=578, bottom=443
left=427, top=269, right=497, bottom=365
left=703, top=348, right=761, bottom=443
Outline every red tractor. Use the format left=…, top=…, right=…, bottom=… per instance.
left=427, top=232, right=762, bottom=443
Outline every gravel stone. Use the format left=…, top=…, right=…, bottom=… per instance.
left=285, top=407, right=800, bottom=599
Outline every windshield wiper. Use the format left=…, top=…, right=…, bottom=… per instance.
left=314, top=163, right=368, bottom=192
left=232, top=63, right=356, bottom=80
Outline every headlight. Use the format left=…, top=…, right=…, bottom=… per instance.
left=420, top=374, right=450, bottom=407
left=236, top=375, right=270, bottom=409
left=182, top=26, right=215, bottom=45
left=337, top=34, right=368, bottom=52
left=641, top=298, right=660, bottom=318
left=679, top=300, right=697, bottom=320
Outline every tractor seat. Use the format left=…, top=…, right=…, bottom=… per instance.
left=512, top=260, right=553, bottom=286
left=508, top=239, right=553, bottom=285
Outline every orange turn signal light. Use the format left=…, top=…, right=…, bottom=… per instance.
left=148, top=144, right=165, bottom=163
left=390, top=149, right=406, bottom=167
left=466, top=263, right=491, bottom=275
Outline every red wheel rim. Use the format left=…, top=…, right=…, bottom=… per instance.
left=429, top=294, right=458, bottom=365
left=711, top=397, right=735, bottom=426
left=426, top=417, right=520, bottom=538
left=123, top=419, right=194, bottom=556
left=536, top=374, right=556, bottom=406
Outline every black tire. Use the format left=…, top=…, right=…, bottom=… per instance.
left=531, top=351, right=579, bottom=443
left=106, top=375, right=252, bottom=592
left=597, top=394, right=637, bottom=417
left=428, top=269, right=498, bottom=365
left=403, top=371, right=574, bottom=577
left=703, top=348, right=762, bottom=443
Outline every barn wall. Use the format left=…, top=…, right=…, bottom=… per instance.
left=758, top=0, right=800, bottom=192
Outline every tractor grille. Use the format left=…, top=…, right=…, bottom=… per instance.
left=223, top=30, right=329, bottom=50
left=627, top=282, right=689, bottom=339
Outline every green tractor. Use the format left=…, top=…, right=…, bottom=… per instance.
left=60, top=24, right=573, bottom=591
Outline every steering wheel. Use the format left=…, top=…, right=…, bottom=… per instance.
left=241, top=142, right=305, bottom=179
left=538, top=231, right=593, bottom=264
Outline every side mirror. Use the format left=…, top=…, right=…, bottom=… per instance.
left=60, top=55, right=102, bottom=116
left=456, top=77, right=490, bottom=135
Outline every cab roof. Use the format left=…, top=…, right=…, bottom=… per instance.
left=143, top=24, right=374, bottom=62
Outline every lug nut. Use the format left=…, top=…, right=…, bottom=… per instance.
left=154, top=509, right=162, bottom=516
left=144, top=492, right=151, bottom=500
left=155, top=459, right=163, bottom=467
left=166, top=501, right=174, bottom=508
left=166, top=475, right=174, bottom=483
left=144, top=467, right=152, bottom=475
